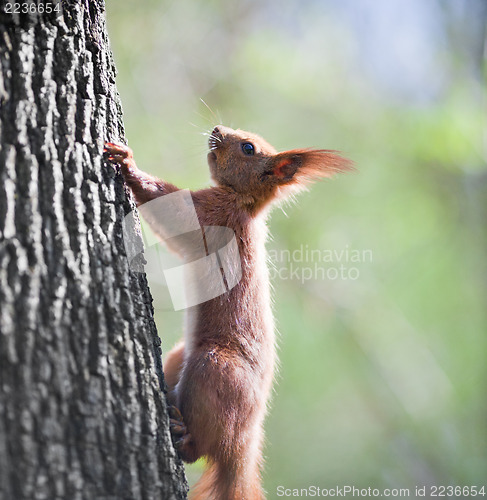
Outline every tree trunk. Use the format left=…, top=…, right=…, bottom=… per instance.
left=0, top=2, right=188, bottom=499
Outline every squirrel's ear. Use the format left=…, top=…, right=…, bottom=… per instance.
left=268, top=149, right=354, bottom=186
left=270, top=154, right=302, bottom=182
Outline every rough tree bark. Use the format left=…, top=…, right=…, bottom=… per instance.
left=0, top=1, right=188, bottom=499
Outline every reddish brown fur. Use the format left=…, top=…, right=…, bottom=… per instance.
left=104, top=126, right=352, bottom=499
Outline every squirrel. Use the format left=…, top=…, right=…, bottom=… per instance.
left=104, top=125, right=352, bottom=500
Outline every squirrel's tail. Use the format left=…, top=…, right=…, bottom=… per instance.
left=190, top=459, right=264, bottom=500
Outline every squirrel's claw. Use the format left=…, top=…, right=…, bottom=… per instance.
left=104, top=141, right=138, bottom=176
left=169, top=405, right=187, bottom=438
left=168, top=405, right=184, bottom=420
left=106, top=153, right=128, bottom=163
left=168, top=405, right=197, bottom=461
left=174, top=432, right=193, bottom=452
left=103, top=141, right=133, bottom=159
left=170, top=420, right=187, bottom=436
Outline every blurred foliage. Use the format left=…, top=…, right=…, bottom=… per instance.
left=106, top=0, right=486, bottom=495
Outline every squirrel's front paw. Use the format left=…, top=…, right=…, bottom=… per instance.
left=104, top=141, right=137, bottom=175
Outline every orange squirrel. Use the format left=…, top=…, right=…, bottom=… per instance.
left=104, top=126, right=352, bottom=499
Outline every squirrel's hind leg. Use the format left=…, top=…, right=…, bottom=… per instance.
left=165, top=342, right=201, bottom=462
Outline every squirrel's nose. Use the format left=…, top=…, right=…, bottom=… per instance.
left=212, top=125, right=231, bottom=140
left=211, top=126, right=224, bottom=141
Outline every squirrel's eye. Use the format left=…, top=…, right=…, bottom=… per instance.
left=241, top=142, right=255, bottom=156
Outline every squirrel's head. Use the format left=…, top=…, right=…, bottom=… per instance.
left=207, top=125, right=353, bottom=211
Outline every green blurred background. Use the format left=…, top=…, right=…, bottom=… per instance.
left=106, top=0, right=486, bottom=496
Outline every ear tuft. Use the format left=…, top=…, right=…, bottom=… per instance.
left=269, top=148, right=354, bottom=187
